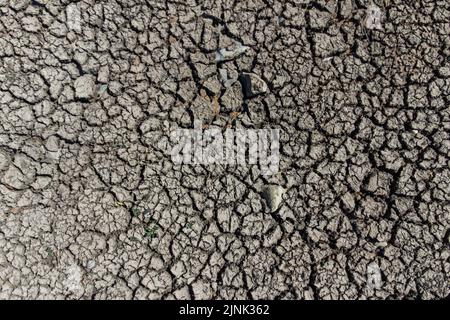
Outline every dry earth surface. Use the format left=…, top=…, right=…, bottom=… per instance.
left=0, top=0, right=449, bottom=299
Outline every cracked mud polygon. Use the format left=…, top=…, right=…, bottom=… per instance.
left=0, top=0, right=449, bottom=300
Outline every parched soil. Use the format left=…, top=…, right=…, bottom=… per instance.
left=0, top=0, right=449, bottom=299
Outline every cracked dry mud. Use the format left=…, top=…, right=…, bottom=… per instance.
left=0, top=0, right=449, bottom=300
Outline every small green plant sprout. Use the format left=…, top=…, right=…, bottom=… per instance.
left=45, top=247, right=54, bottom=257
left=112, top=141, right=125, bottom=149
left=185, top=221, right=198, bottom=236
left=98, top=84, right=108, bottom=94
left=131, top=207, right=140, bottom=217
left=114, top=201, right=125, bottom=207
left=144, top=225, right=158, bottom=240
left=129, top=236, right=139, bottom=242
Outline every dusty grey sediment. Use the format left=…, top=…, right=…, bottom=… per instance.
left=0, top=0, right=449, bottom=300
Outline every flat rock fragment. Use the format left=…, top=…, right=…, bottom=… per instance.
left=262, top=185, right=285, bottom=212
left=240, top=73, right=268, bottom=98
left=364, top=4, right=383, bottom=30
left=218, top=68, right=236, bottom=88
left=215, top=41, right=249, bottom=62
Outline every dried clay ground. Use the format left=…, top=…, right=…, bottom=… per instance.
left=0, top=0, right=449, bottom=299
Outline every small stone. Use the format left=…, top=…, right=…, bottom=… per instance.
left=341, top=192, right=355, bottom=210
left=240, top=73, right=268, bottom=98
left=45, top=136, right=59, bottom=152
left=218, top=68, right=236, bottom=88
left=86, top=260, right=96, bottom=269
left=219, top=68, right=228, bottom=81
left=262, top=185, right=285, bottom=212
left=364, top=5, right=383, bottom=30
left=215, top=41, right=249, bottom=62
left=74, top=75, right=96, bottom=100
